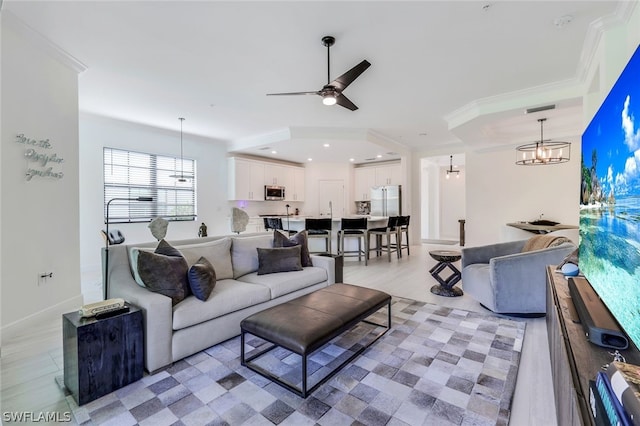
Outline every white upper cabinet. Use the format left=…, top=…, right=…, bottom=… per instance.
left=286, top=167, right=305, bottom=202
left=227, top=158, right=265, bottom=200
left=354, top=163, right=403, bottom=201
left=264, top=164, right=289, bottom=186
left=354, top=167, right=376, bottom=201
left=228, top=157, right=304, bottom=202
left=375, top=163, right=402, bottom=186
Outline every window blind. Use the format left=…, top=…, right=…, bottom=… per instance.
left=103, top=147, right=196, bottom=223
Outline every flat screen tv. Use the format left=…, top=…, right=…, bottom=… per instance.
left=580, top=44, right=640, bottom=351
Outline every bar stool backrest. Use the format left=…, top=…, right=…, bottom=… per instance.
left=398, top=215, right=410, bottom=228
left=305, top=218, right=332, bottom=232
left=386, top=216, right=400, bottom=229
left=341, top=217, right=367, bottom=231
left=263, top=217, right=284, bottom=231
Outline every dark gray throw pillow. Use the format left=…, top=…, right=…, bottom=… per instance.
left=188, top=256, right=216, bottom=301
left=273, top=230, right=313, bottom=267
left=155, top=239, right=182, bottom=257
left=257, top=245, right=303, bottom=275
left=137, top=250, right=189, bottom=305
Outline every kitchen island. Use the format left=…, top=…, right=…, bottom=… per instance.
left=280, top=216, right=389, bottom=255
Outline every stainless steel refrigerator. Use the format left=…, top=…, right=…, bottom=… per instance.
left=370, top=185, right=401, bottom=216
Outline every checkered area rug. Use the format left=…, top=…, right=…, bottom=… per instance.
left=66, top=298, right=525, bottom=426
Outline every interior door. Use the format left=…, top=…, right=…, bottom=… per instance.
left=318, top=180, right=344, bottom=218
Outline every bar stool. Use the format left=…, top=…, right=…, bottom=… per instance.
left=338, top=218, right=368, bottom=265
left=397, top=215, right=410, bottom=257
left=366, top=216, right=400, bottom=262
left=263, top=218, right=294, bottom=235
left=305, top=218, right=332, bottom=254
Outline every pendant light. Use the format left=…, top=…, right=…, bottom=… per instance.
left=516, top=118, right=571, bottom=165
left=445, top=155, right=460, bottom=179
left=170, top=117, right=192, bottom=182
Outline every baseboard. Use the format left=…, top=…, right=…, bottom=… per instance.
left=1, top=294, right=84, bottom=346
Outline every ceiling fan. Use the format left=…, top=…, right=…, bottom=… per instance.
left=267, top=36, right=371, bottom=111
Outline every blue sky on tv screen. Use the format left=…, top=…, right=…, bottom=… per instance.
left=580, top=45, right=640, bottom=350
left=582, top=46, right=640, bottom=198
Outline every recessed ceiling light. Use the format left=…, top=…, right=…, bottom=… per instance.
left=376, top=154, right=383, bottom=158
left=323, top=143, right=330, bottom=148
left=307, top=158, right=313, bottom=162
left=349, top=158, right=355, bottom=162
left=271, top=150, right=277, bottom=154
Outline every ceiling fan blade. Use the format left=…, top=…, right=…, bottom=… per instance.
left=330, top=60, right=371, bottom=91
left=336, top=93, right=358, bottom=111
left=266, top=91, right=319, bottom=96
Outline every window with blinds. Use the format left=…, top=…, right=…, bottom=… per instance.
left=103, top=147, right=196, bottom=223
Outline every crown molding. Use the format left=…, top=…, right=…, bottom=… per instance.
left=577, top=0, right=638, bottom=85
left=2, top=10, right=87, bottom=74
left=444, top=78, right=583, bottom=131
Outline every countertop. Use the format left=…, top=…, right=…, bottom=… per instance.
left=507, top=222, right=578, bottom=234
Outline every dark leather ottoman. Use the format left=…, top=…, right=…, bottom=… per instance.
left=240, top=283, right=391, bottom=398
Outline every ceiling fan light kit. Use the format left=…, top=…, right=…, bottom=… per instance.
left=515, top=118, right=571, bottom=166
left=266, top=35, right=370, bottom=111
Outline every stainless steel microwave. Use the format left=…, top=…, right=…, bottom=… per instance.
left=264, top=185, right=285, bottom=200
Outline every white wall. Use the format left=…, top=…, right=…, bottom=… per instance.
left=1, top=12, right=83, bottom=338
left=79, top=114, right=229, bottom=290
left=439, top=165, right=465, bottom=241
left=465, top=144, right=581, bottom=247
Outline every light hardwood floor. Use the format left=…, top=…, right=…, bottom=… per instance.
left=0, top=243, right=557, bottom=425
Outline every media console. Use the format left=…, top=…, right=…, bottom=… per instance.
left=546, top=266, right=640, bottom=425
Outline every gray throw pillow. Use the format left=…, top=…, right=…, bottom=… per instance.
left=137, top=250, right=189, bottom=305
left=188, top=256, right=216, bottom=301
left=273, top=230, right=313, bottom=267
left=257, top=245, right=303, bottom=275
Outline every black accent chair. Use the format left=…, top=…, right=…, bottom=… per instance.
left=338, top=218, right=368, bottom=265
left=366, top=216, right=400, bottom=262
left=305, top=218, right=332, bottom=254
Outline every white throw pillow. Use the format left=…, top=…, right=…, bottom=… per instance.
left=231, top=234, right=273, bottom=278
left=174, top=238, right=233, bottom=280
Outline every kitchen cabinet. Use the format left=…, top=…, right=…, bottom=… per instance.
left=354, top=163, right=403, bottom=201
left=375, top=163, right=402, bottom=186
left=286, top=167, right=305, bottom=202
left=228, top=158, right=265, bottom=200
left=354, top=167, right=376, bottom=201
left=264, top=164, right=289, bottom=186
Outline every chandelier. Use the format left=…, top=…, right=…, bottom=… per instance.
left=445, top=155, right=460, bottom=179
left=515, top=118, right=571, bottom=165
left=170, top=117, right=193, bottom=182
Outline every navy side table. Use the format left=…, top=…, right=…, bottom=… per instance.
left=63, top=304, right=143, bottom=405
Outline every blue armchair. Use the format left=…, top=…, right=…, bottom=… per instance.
left=461, top=232, right=576, bottom=315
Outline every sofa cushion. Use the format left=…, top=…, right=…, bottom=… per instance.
left=172, top=279, right=271, bottom=330
left=273, top=230, right=313, bottom=267
left=231, top=234, right=273, bottom=278
left=257, top=246, right=303, bottom=275
left=136, top=250, right=189, bottom=305
left=188, top=256, right=216, bottom=301
left=174, top=238, right=234, bottom=280
left=237, top=267, right=328, bottom=298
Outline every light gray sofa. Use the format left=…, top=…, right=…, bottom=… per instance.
left=107, top=232, right=335, bottom=372
left=461, top=230, right=578, bottom=315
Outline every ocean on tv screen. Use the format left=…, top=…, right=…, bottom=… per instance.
left=580, top=45, right=640, bottom=350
